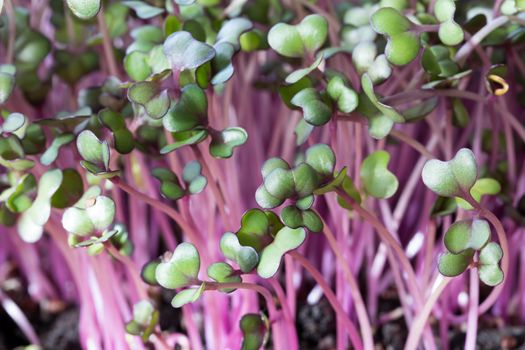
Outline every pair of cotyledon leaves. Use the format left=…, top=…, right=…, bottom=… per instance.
left=422, top=149, right=503, bottom=286
left=370, top=3, right=463, bottom=66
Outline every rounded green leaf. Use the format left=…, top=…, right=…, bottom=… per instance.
left=236, top=209, right=278, bottom=252
left=122, top=1, right=164, bottom=19
left=478, top=264, right=504, bottom=287
left=209, top=127, right=248, bottom=158
left=456, top=178, right=501, bottom=210
left=62, top=207, right=95, bottom=236
left=219, top=232, right=259, bottom=272
left=132, top=300, right=155, bottom=327
left=141, top=260, right=160, bottom=285
left=257, top=227, right=306, bottom=278
left=124, top=51, right=152, bottom=81
left=25, top=169, right=63, bottom=226
left=183, top=161, right=207, bottom=194
left=434, top=0, right=456, bottom=22
left=361, top=74, right=404, bottom=122
left=305, top=144, right=335, bottom=179
left=77, top=130, right=110, bottom=172
left=360, top=150, right=399, bottom=199
left=128, top=82, right=170, bottom=120
left=261, top=158, right=290, bottom=178
left=268, top=15, right=327, bottom=57
left=51, top=169, right=84, bottom=208
left=86, top=195, right=115, bottom=231
left=285, top=55, right=323, bottom=85
left=297, top=15, right=328, bottom=53
left=386, top=32, right=420, bottom=66
left=207, top=262, right=241, bottom=292
left=438, top=250, right=473, bottom=277
left=281, top=206, right=323, bottom=232
left=155, top=243, right=200, bottom=289
left=422, top=148, right=477, bottom=198
left=40, top=134, right=75, bottom=166
left=171, top=283, right=206, bottom=308
left=216, top=18, right=253, bottom=50
left=444, top=219, right=490, bottom=254
left=478, top=242, right=504, bottom=286
left=263, top=168, right=295, bottom=199
left=240, top=314, right=269, bottom=350
left=291, top=88, right=332, bottom=126
left=0, top=65, right=16, bottom=104
left=67, top=0, right=101, bottom=19
left=255, top=185, right=284, bottom=209
left=438, top=21, right=464, bottom=46
left=326, top=76, right=358, bottom=114
left=292, top=163, right=319, bottom=198
left=160, top=129, right=208, bottom=154
left=370, top=7, right=411, bottom=36
left=163, top=84, right=207, bottom=132
left=163, top=31, right=215, bottom=71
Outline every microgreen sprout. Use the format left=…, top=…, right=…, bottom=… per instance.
left=0, top=1, right=521, bottom=349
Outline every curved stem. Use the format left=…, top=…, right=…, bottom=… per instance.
left=390, top=129, right=435, bottom=159
left=476, top=208, right=509, bottom=313
left=455, top=16, right=509, bottom=65
left=289, top=252, right=364, bottom=350
left=205, top=282, right=279, bottom=327
left=322, top=223, right=375, bottom=349
left=464, top=268, right=479, bottom=350
left=335, top=189, right=423, bottom=306
left=404, top=276, right=452, bottom=350
left=105, top=244, right=149, bottom=300
left=97, top=7, right=119, bottom=77
left=110, top=177, right=203, bottom=248
left=462, top=193, right=509, bottom=314
left=4, top=0, right=16, bottom=65
left=269, top=279, right=299, bottom=350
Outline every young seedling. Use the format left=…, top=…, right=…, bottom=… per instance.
left=66, top=0, right=101, bottom=20
left=434, top=0, right=464, bottom=46
left=17, top=169, right=63, bottom=242
left=360, top=150, right=399, bottom=199
left=421, top=148, right=477, bottom=198
left=256, top=144, right=337, bottom=231
left=0, top=65, right=16, bottom=104
left=77, top=130, right=119, bottom=178
left=152, top=161, right=207, bottom=200
left=370, top=7, right=420, bottom=65
left=125, top=300, right=159, bottom=342
left=239, top=313, right=270, bottom=350
left=268, top=15, right=328, bottom=58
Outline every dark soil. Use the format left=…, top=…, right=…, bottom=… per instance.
left=0, top=302, right=80, bottom=350
left=1, top=283, right=525, bottom=350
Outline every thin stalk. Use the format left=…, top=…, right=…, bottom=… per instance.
left=290, top=252, right=364, bottom=350
left=464, top=267, right=479, bottom=350
left=404, top=276, right=452, bottom=350
left=455, top=16, right=509, bottom=64
left=322, top=222, right=375, bottom=349
left=335, top=189, right=423, bottom=304
left=192, top=146, right=231, bottom=228
left=105, top=244, right=148, bottom=300
left=111, top=177, right=204, bottom=247
left=269, top=279, right=299, bottom=350
left=97, top=8, right=119, bottom=77
left=205, top=281, right=277, bottom=316
left=390, top=129, right=435, bottom=160
left=4, top=0, right=15, bottom=64
left=205, top=281, right=284, bottom=349
left=461, top=192, right=509, bottom=314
